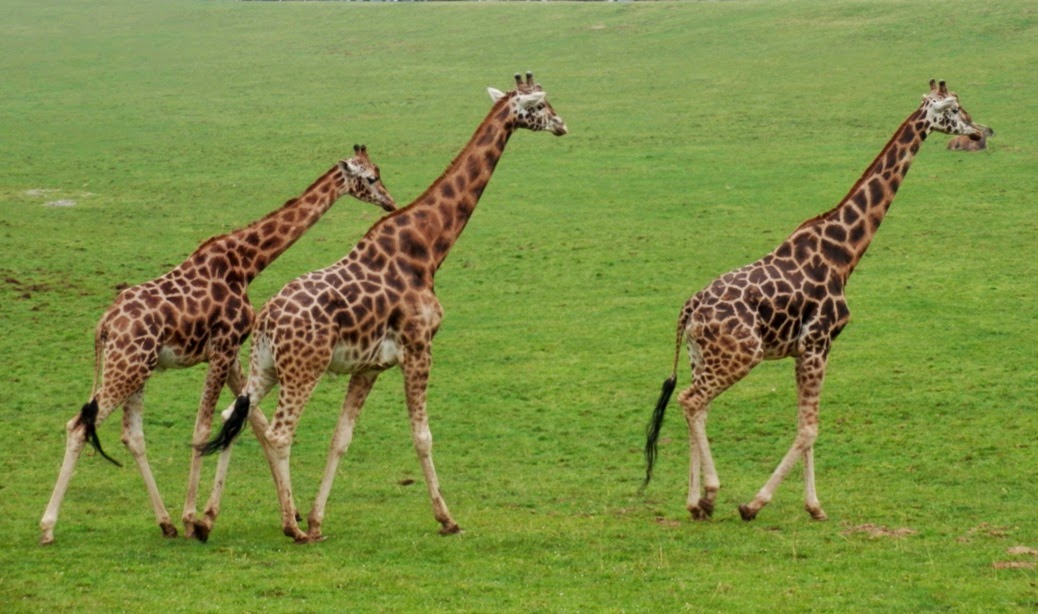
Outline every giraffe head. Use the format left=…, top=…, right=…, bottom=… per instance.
left=487, top=72, right=568, bottom=136
left=338, top=144, right=396, bottom=212
left=922, top=80, right=983, bottom=140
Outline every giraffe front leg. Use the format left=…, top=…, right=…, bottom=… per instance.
left=402, top=350, right=460, bottom=535
left=741, top=350, right=828, bottom=521
left=121, top=390, right=178, bottom=538
left=796, top=349, right=828, bottom=521
left=803, top=445, right=827, bottom=521
left=183, top=357, right=233, bottom=540
left=307, top=372, right=378, bottom=542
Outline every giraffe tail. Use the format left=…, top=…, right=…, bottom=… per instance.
left=641, top=305, right=689, bottom=492
left=76, top=399, right=122, bottom=467
left=642, top=376, right=676, bottom=491
left=197, top=395, right=250, bottom=456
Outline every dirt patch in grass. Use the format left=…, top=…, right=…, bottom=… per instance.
left=958, top=522, right=1013, bottom=543
left=842, top=523, right=917, bottom=539
left=994, top=545, right=1038, bottom=570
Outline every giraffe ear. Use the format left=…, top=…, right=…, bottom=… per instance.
left=931, top=97, right=956, bottom=112
left=516, top=91, right=546, bottom=109
left=487, top=87, right=506, bottom=103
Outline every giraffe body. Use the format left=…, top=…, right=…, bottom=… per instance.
left=643, top=80, right=982, bottom=522
left=39, top=147, right=395, bottom=545
left=198, top=73, right=566, bottom=543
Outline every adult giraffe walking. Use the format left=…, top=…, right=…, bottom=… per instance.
left=40, top=147, right=395, bottom=545
left=643, top=80, right=983, bottom=522
left=197, top=73, right=567, bottom=543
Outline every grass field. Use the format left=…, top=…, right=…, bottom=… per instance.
left=2, top=0, right=1036, bottom=610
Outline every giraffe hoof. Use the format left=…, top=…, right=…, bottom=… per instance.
left=192, top=522, right=210, bottom=543
left=438, top=523, right=462, bottom=536
left=285, top=526, right=310, bottom=543
left=738, top=504, right=758, bottom=522
left=806, top=505, right=828, bottom=521
left=688, top=498, right=714, bottom=520
left=40, top=535, right=55, bottom=546
left=161, top=521, right=179, bottom=539
left=695, top=498, right=716, bottom=519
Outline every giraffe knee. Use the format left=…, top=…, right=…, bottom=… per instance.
left=679, top=391, right=707, bottom=421
left=797, top=424, right=819, bottom=450
left=121, top=431, right=146, bottom=456
left=412, top=427, right=433, bottom=456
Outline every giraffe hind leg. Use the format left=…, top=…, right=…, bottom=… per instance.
left=40, top=395, right=130, bottom=545
left=681, top=388, right=720, bottom=520
left=121, top=390, right=177, bottom=538
left=40, top=408, right=93, bottom=545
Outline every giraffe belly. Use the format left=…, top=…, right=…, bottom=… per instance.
left=155, top=345, right=202, bottom=370
left=327, top=337, right=400, bottom=374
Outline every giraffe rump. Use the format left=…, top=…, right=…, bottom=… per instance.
left=642, top=375, right=677, bottom=491
left=197, top=396, right=250, bottom=456
left=76, top=399, right=122, bottom=467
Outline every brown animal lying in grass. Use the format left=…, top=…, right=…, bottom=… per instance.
left=948, top=124, right=994, bottom=150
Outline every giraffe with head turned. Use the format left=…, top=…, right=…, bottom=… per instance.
left=39, top=146, right=395, bottom=545
left=196, top=72, right=567, bottom=543
left=643, top=80, right=983, bottom=522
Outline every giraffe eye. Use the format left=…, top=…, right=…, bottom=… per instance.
left=951, top=108, right=959, bottom=114
left=366, top=176, right=378, bottom=185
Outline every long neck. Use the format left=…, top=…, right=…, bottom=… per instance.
left=196, top=165, right=347, bottom=283
left=792, top=107, right=930, bottom=281
left=381, top=98, right=515, bottom=275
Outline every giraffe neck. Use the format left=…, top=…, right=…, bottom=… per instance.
left=795, top=107, right=931, bottom=281
left=194, top=165, right=347, bottom=284
left=391, top=98, right=515, bottom=273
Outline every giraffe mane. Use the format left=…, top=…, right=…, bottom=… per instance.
left=358, top=92, right=515, bottom=235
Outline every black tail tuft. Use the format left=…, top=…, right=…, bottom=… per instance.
left=197, top=395, right=250, bottom=456
left=77, top=399, right=122, bottom=467
left=641, top=375, right=677, bottom=492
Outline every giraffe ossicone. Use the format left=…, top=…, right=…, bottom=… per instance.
left=196, top=73, right=566, bottom=544
left=642, top=80, right=982, bottom=523
left=39, top=146, right=395, bottom=545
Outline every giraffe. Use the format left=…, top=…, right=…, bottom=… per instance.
left=948, top=124, right=994, bottom=151
left=642, top=80, right=982, bottom=522
left=195, top=72, right=567, bottom=543
left=39, top=145, right=395, bottom=545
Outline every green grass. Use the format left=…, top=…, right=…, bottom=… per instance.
left=2, top=0, right=1037, bottom=610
